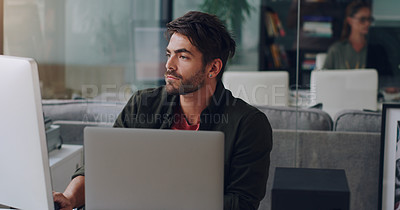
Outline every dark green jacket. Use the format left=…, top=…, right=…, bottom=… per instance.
left=74, top=81, right=273, bottom=210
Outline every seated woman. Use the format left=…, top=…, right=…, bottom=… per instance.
left=323, top=1, right=390, bottom=75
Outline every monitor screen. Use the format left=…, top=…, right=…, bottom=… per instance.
left=0, top=55, right=55, bottom=209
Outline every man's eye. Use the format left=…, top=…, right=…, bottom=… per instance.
left=180, top=56, right=187, bottom=59
left=166, top=53, right=171, bottom=57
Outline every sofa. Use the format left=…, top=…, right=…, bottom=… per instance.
left=259, top=130, right=380, bottom=210
left=42, top=99, right=382, bottom=210
left=42, top=100, right=125, bottom=145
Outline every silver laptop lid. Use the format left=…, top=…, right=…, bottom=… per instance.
left=310, top=69, right=378, bottom=117
left=84, top=127, right=224, bottom=210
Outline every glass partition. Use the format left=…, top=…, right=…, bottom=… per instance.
left=2, top=0, right=400, bottom=117
left=2, top=3, right=400, bottom=209
left=260, top=0, right=400, bottom=114
left=174, top=0, right=261, bottom=72
left=4, top=0, right=166, bottom=101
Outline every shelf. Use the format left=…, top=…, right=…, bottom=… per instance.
left=259, top=1, right=350, bottom=86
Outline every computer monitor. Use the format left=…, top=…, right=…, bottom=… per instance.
left=222, top=71, right=289, bottom=106
left=0, top=55, right=55, bottom=209
left=310, top=69, right=378, bottom=117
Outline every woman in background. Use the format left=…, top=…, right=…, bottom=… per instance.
left=323, top=1, right=374, bottom=69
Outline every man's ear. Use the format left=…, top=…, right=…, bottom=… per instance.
left=207, top=58, right=223, bottom=79
left=346, top=17, right=353, bottom=26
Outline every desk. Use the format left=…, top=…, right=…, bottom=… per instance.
left=289, top=89, right=314, bottom=107
left=49, top=144, right=83, bottom=192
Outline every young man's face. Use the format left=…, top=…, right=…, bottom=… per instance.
left=164, top=33, right=208, bottom=95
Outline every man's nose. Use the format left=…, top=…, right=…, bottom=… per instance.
left=165, top=56, right=176, bottom=71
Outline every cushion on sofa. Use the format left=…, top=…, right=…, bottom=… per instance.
left=256, top=105, right=333, bottom=131
left=333, top=109, right=381, bottom=133
left=42, top=100, right=125, bottom=122
left=42, top=100, right=125, bottom=144
left=52, top=121, right=112, bottom=145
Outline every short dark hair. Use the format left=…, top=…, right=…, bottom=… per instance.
left=166, top=11, right=236, bottom=81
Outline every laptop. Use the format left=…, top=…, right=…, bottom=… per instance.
left=310, top=69, right=378, bottom=117
left=84, top=127, right=224, bottom=210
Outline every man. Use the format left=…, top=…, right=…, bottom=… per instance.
left=53, top=11, right=272, bottom=210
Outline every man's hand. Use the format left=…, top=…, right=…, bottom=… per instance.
left=52, top=175, right=85, bottom=210
left=53, top=191, right=73, bottom=210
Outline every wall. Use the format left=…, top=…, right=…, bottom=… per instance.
left=373, top=0, right=400, bottom=22
left=3, top=0, right=167, bottom=98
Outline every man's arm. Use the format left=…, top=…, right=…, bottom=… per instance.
left=224, top=111, right=273, bottom=210
left=53, top=92, right=141, bottom=209
left=53, top=175, right=85, bottom=210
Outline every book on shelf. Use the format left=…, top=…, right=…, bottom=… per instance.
left=272, top=13, right=286, bottom=37
left=270, top=44, right=281, bottom=67
left=264, top=9, right=285, bottom=38
left=262, top=7, right=288, bottom=69
left=265, top=12, right=276, bottom=37
left=278, top=45, right=289, bottom=68
left=267, top=44, right=289, bottom=69
left=303, top=16, right=333, bottom=38
left=263, top=46, right=274, bottom=69
left=302, top=53, right=317, bottom=70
